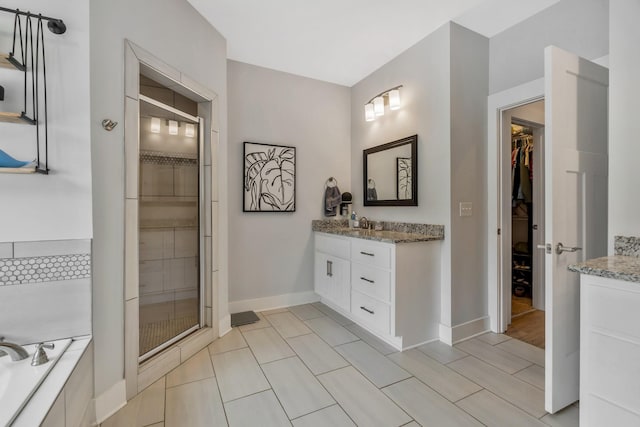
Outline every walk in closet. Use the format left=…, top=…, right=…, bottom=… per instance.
left=511, top=124, right=534, bottom=316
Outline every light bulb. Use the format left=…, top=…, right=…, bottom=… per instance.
left=365, top=103, right=375, bottom=122
left=373, top=96, right=384, bottom=116
left=150, top=117, right=161, bottom=133
left=168, top=120, right=178, bottom=135
left=185, top=123, right=195, bottom=138
left=388, top=89, right=400, bottom=110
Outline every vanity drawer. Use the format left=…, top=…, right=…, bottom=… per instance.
left=315, top=233, right=350, bottom=259
left=351, top=290, right=390, bottom=335
left=351, top=240, right=392, bottom=269
left=351, top=263, right=391, bottom=303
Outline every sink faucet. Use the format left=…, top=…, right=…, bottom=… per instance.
left=359, top=217, right=369, bottom=229
left=0, top=338, right=29, bottom=361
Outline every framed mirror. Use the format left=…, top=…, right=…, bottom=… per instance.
left=363, top=134, right=418, bottom=206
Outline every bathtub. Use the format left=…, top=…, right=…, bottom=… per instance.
left=0, top=337, right=91, bottom=427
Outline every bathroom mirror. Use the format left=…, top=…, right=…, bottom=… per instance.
left=363, top=134, right=417, bottom=206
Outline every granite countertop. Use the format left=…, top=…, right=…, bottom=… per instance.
left=312, top=219, right=444, bottom=244
left=568, top=255, right=640, bottom=284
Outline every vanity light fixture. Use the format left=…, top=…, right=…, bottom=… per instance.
left=168, top=120, right=179, bottom=135
left=363, top=85, right=403, bottom=121
left=150, top=117, right=161, bottom=133
left=185, top=123, right=195, bottom=138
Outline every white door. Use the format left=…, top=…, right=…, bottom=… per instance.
left=544, top=46, right=608, bottom=413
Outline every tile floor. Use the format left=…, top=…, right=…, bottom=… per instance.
left=102, top=302, right=579, bottom=427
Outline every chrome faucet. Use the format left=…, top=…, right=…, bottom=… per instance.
left=0, top=338, right=29, bottom=361
left=359, top=216, right=370, bottom=229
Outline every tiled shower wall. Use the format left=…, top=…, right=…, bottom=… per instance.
left=0, top=239, right=92, bottom=344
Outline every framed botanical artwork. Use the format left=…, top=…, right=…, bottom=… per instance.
left=243, top=142, right=296, bottom=212
left=396, top=157, right=412, bottom=200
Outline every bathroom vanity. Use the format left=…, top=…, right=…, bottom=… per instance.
left=312, top=220, right=444, bottom=350
left=569, top=254, right=640, bottom=426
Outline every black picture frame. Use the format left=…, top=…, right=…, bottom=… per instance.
left=243, top=141, right=296, bottom=212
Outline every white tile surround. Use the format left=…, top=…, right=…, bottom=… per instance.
left=0, top=239, right=92, bottom=344
left=102, top=303, right=579, bottom=427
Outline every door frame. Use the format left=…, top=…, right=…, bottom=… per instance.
left=487, top=78, right=544, bottom=332
left=123, top=40, right=224, bottom=400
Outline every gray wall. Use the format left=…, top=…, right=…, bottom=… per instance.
left=0, top=0, right=92, bottom=242
left=90, top=0, right=227, bottom=397
left=608, top=0, right=640, bottom=245
left=227, top=60, right=351, bottom=304
left=489, top=0, right=609, bottom=94
left=449, top=24, right=489, bottom=325
left=350, top=23, right=489, bottom=332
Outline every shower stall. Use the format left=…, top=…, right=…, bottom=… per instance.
left=137, top=94, right=204, bottom=361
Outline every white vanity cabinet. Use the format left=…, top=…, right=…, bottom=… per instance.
left=580, top=274, right=640, bottom=426
left=314, top=231, right=441, bottom=350
left=314, top=233, right=351, bottom=312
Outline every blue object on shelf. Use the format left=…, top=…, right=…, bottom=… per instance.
left=0, top=149, right=30, bottom=168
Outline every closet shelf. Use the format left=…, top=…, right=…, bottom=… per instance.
left=0, top=112, right=37, bottom=125
left=0, top=53, right=24, bottom=71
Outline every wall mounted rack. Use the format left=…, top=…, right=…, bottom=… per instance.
left=0, top=6, right=67, bottom=174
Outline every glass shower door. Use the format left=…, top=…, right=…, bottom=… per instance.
left=138, top=95, right=203, bottom=361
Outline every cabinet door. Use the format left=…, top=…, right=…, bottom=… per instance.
left=314, top=252, right=350, bottom=312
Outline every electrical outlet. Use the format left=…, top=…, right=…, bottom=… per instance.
left=460, top=202, right=472, bottom=217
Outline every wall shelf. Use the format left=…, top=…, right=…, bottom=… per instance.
left=0, top=52, right=24, bottom=71
left=0, top=166, right=36, bottom=174
left=0, top=111, right=36, bottom=125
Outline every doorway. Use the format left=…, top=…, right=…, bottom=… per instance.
left=502, top=102, right=545, bottom=349
left=137, top=89, right=204, bottom=361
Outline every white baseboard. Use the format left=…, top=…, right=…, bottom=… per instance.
left=440, top=316, right=490, bottom=345
left=229, top=291, right=320, bottom=314
left=94, top=379, right=127, bottom=425
left=219, top=314, right=231, bottom=337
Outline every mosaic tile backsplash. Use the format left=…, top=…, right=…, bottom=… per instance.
left=0, top=254, right=91, bottom=286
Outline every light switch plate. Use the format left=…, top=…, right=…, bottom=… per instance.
left=460, top=202, right=472, bottom=217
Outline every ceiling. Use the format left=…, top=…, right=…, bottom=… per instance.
left=187, top=0, right=560, bottom=87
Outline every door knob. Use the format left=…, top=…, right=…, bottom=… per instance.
left=555, top=242, right=582, bottom=255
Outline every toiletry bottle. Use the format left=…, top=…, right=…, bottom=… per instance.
left=350, top=211, right=356, bottom=228
left=353, top=212, right=359, bottom=229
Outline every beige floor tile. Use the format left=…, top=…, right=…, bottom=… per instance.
left=224, top=390, right=291, bottom=427
left=262, top=357, right=335, bottom=419
left=318, top=366, right=412, bottom=427
left=260, top=307, right=289, bottom=315
left=540, top=404, right=579, bottom=427
left=449, top=356, right=546, bottom=418
left=304, top=317, right=358, bottom=347
left=289, top=304, right=325, bottom=321
left=165, top=348, right=214, bottom=388
left=165, top=377, right=227, bottom=427
left=311, top=303, right=354, bottom=326
left=146, top=423, right=164, bottom=427
left=497, top=338, right=545, bottom=366
left=266, top=311, right=313, bottom=338
left=401, top=423, right=420, bottom=427
left=514, top=364, right=545, bottom=390
left=208, top=328, right=247, bottom=355
left=344, top=323, right=398, bottom=355
left=456, top=338, right=532, bottom=374
left=242, top=327, right=295, bottom=364
left=286, top=333, right=349, bottom=375
left=238, top=312, right=270, bottom=332
left=456, top=390, right=547, bottom=427
left=101, top=377, right=165, bottom=427
left=211, top=347, right=270, bottom=402
left=383, top=378, right=482, bottom=427
left=388, top=349, right=482, bottom=402
left=335, top=340, right=411, bottom=388
left=476, top=332, right=512, bottom=345
left=418, top=340, right=469, bottom=364
left=291, top=405, right=355, bottom=427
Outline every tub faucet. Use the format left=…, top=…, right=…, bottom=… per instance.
left=0, top=339, right=29, bottom=361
